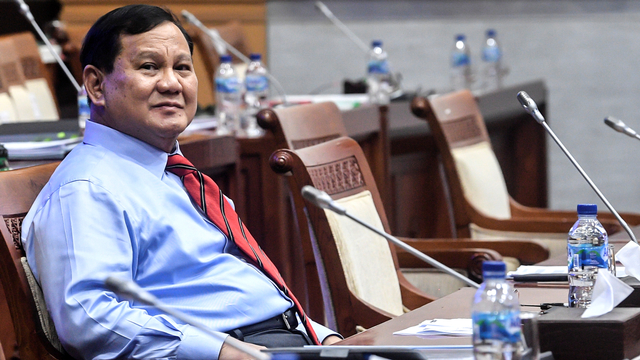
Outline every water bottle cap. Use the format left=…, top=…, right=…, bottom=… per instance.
left=249, top=53, right=262, bottom=61
left=220, top=54, right=232, bottom=63
left=455, top=34, right=465, bottom=41
left=0, top=144, right=6, bottom=158
left=486, top=29, right=496, bottom=37
left=482, top=261, right=506, bottom=278
left=577, top=204, right=597, bottom=215
left=371, top=40, right=382, bottom=47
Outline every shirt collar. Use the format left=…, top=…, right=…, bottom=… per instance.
left=83, top=120, right=181, bottom=179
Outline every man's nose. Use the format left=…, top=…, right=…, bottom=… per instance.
left=158, top=69, right=182, bottom=92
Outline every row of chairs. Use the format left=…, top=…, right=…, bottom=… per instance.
left=0, top=94, right=551, bottom=359
left=0, top=32, right=59, bottom=123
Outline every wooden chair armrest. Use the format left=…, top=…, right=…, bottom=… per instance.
left=510, top=200, right=640, bottom=227
left=471, top=214, right=585, bottom=233
left=393, top=244, right=502, bottom=282
left=397, top=271, right=434, bottom=310
left=348, top=293, right=394, bottom=335
left=398, top=238, right=549, bottom=265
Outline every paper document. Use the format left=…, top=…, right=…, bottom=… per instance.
left=509, top=265, right=626, bottom=278
left=393, top=318, right=472, bottom=337
left=3, top=137, right=81, bottom=160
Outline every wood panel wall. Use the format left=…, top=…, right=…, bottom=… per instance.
left=58, top=0, right=266, bottom=108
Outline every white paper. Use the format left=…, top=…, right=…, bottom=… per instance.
left=509, top=265, right=626, bottom=278
left=393, top=318, right=472, bottom=337
left=581, top=269, right=633, bottom=318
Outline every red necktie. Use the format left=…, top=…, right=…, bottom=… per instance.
left=166, top=154, right=320, bottom=345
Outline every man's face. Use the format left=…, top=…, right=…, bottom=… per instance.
left=93, top=22, right=198, bottom=152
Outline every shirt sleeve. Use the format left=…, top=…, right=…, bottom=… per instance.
left=295, top=317, right=343, bottom=344
left=23, top=179, right=224, bottom=360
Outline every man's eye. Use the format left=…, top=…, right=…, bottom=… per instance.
left=141, top=63, right=157, bottom=70
left=176, top=64, right=192, bottom=71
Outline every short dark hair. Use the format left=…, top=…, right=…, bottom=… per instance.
left=80, top=4, right=193, bottom=74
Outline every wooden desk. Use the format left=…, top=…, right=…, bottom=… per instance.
left=338, top=287, right=640, bottom=360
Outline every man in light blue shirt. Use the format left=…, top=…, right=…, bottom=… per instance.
left=21, top=5, right=340, bottom=360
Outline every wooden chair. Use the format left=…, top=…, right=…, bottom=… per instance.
left=269, top=136, right=548, bottom=336
left=411, top=90, right=640, bottom=258
left=0, top=32, right=59, bottom=121
left=0, top=162, right=72, bottom=360
left=257, top=102, right=392, bottom=322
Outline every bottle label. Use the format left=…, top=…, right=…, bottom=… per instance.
left=216, top=77, right=242, bottom=94
left=473, top=310, right=521, bottom=343
left=568, top=243, right=608, bottom=269
left=482, top=47, right=501, bottom=63
left=245, top=75, right=268, bottom=92
left=368, top=59, right=389, bottom=74
left=452, top=52, right=470, bottom=67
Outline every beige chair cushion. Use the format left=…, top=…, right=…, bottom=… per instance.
left=0, top=92, right=18, bottom=123
left=400, top=268, right=468, bottom=299
left=451, top=141, right=511, bottom=220
left=8, top=85, right=37, bottom=121
left=24, top=79, right=59, bottom=120
left=470, top=223, right=567, bottom=259
left=324, top=191, right=404, bottom=316
left=21, top=257, right=64, bottom=353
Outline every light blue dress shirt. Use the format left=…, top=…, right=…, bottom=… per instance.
left=21, top=120, right=337, bottom=360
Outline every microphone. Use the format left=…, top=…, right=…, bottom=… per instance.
left=301, top=186, right=347, bottom=215
left=604, top=116, right=640, bottom=140
left=516, top=91, right=638, bottom=244
left=181, top=10, right=289, bottom=105
left=15, top=0, right=82, bottom=93
left=105, top=276, right=271, bottom=360
left=313, top=2, right=403, bottom=99
left=301, top=185, right=480, bottom=288
left=314, top=1, right=370, bottom=54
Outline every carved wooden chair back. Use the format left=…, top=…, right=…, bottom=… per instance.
left=270, top=137, right=433, bottom=336
left=411, top=91, right=585, bottom=258
left=258, top=102, right=348, bottom=151
left=0, top=162, right=72, bottom=360
left=257, top=102, right=350, bottom=321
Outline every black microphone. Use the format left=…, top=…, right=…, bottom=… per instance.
left=301, top=185, right=480, bottom=288
left=516, top=91, right=638, bottom=244
left=105, top=276, right=271, bottom=360
left=15, top=0, right=81, bottom=93
left=604, top=116, right=640, bottom=140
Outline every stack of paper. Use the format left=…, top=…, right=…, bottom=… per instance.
left=393, top=318, right=472, bottom=337
left=3, top=137, right=81, bottom=160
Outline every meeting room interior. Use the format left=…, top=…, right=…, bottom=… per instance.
left=2, top=0, right=640, bottom=359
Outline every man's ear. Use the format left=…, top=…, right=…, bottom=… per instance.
left=83, top=65, right=106, bottom=107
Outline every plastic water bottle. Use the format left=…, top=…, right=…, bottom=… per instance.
left=568, top=204, right=609, bottom=308
left=472, top=261, right=523, bottom=360
left=215, top=54, right=243, bottom=135
left=366, top=40, right=392, bottom=105
left=243, top=53, right=268, bottom=138
left=481, top=29, right=503, bottom=91
left=450, top=34, right=472, bottom=91
left=77, top=85, right=90, bottom=136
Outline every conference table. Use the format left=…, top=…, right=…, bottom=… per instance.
left=335, top=231, right=640, bottom=360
